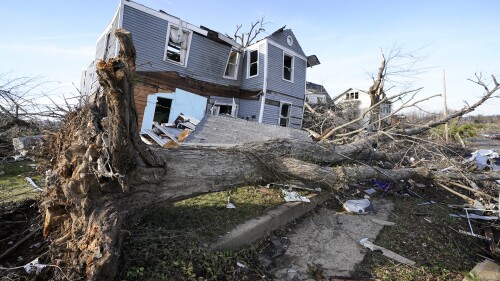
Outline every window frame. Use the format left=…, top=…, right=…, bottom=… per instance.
left=163, top=23, right=193, bottom=67
left=278, top=101, right=292, bottom=127
left=223, top=48, right=240, bottom=80
left=283, top=52, right=294, bottom=82
left=211, top=102, right=238, bottom=117
left=247, top=49, right=259, bottom=78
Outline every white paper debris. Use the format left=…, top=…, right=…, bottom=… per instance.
left=25, top=177, right=43, bottom=192
left=24, top=258, right=47, bottom=274
left=364, top=188, right=376, bottom=195
left=281, top=189, right=310, bottom=202
left=226, top=196, right=236, bottom=209
left=343, top=199, right=374, bottom=214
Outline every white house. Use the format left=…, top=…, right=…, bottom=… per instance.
left=333, top=88, right=392, bottom=126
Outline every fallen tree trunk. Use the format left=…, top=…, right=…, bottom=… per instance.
left=41, top=29, right=499, bottom=280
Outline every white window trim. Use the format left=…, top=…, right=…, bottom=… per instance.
left=247, top=49, right=259, bottom=78
left=267, top=39, right=307, bottom=61
left=283, top=52, right=294, bottom=83
left=211, top=102, right=238, bottom=117
left=163, top=23, right=193, bottom=67
left=278, top=101, right=292, bottom=127
left=223, top=48, right=240, bottom=80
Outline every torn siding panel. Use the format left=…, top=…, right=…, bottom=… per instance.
left=121, top=5, right=239, bottom=87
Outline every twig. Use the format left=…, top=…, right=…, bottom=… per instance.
left=0, top=226, right=42, bottom=260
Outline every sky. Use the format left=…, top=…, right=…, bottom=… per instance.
left=1, top=0, right=499, bottom=115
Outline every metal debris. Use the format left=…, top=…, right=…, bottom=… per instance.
left=359, top=238, right=415, bottom=266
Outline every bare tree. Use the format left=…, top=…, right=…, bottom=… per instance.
left=232, top=16, right=267, bottom=47
left=38, top=29, right=500, bottom=280
left=0, top=73, right=83, bottom=123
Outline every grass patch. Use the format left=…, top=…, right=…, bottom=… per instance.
left=0, top=160, right=44, bottom=204
left=122, top=186, right=285, bottom=280
left=353, top=188, right=487, bottom=280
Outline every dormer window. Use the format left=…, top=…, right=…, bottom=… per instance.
left=164, top=23, right=192, bottom=66
left=346, top=91, right=359, bottom=100
left=224, top=48, right=240, bottom=79
left=247, top=50, right=259, bottom=78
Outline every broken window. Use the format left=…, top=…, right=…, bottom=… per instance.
left=211, top=104, right=237, bottom=116
left=279, top=102, right=291, bottom=127
left=224, top=49, right=240, bottom=79
left=153, top=97, right=172, bottom=124
left=283, top=53, right=293, bottom=81
left=165, top=24, right=191, bottom=66
left=248, top=50, right=258, bottom=77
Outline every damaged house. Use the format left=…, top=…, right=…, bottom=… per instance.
left=81, top=0, right=320, bottom=135
left=333, top=88, right=392, bottom=126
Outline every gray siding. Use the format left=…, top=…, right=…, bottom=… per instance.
left=268, top=29, right=306, bottom=57
left=263, top=91, right=304, bottom=128
left=266, top=43, right=306, bottom=100
left=122, top=5, right=240, bottom=87
left=80, top=61, right=94, bottom=95
left=240, top=44, right=265, bottom=91
left=238, top=99, right=261, bottom=122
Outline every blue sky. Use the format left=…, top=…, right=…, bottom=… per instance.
left=1, top=0, right=499, bottom=115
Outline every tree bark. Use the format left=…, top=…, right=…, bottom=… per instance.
left=40, top=29, right=498, bottom=280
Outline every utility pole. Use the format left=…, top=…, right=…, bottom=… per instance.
left=443, top=69, right=449, bottom=143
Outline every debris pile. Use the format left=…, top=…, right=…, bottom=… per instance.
left=139, top=113, right=198, bottom=148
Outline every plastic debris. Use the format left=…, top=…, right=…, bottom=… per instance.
left=25, top=177, right=43, bottom=192
left=236, top=261, right=247, bottom=268
left=281, top=189, right=310, bottom=203
left=373, top=179, right=391, bottom=192
left=466, top=149, right=500, bottom=170
left=364, top=188, right=376, bottom=195
left=359, top=238, right=415, bottom=265
left=226, top=196, right=236, bottom=209
left=343, top=199, right=374, bottom=214
left=449, top=213, right=498, bottom=221
left=24, top=258, right=47, bottom=274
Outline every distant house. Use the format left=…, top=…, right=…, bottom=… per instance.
left=305, top=82, right=331, bottom=105
left=333, top=88, right=392, bottom=126
left=81, top=0, right=320, bottom=130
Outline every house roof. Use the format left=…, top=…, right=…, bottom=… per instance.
left=186, top=115, right=311, bottom=145
left=332, top=88, right=367, bottom=102
left=306, top=82, right=331, bottom=100
left=333, top=87, right=393, bottom=104
left=122, top=0, right=242, bottom=49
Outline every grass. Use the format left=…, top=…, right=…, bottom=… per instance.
left=0, top=160, right=44, bottom=204
left=353, top=187, right=488, bottom=281
left=122, top=186, right=286, bottom=281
